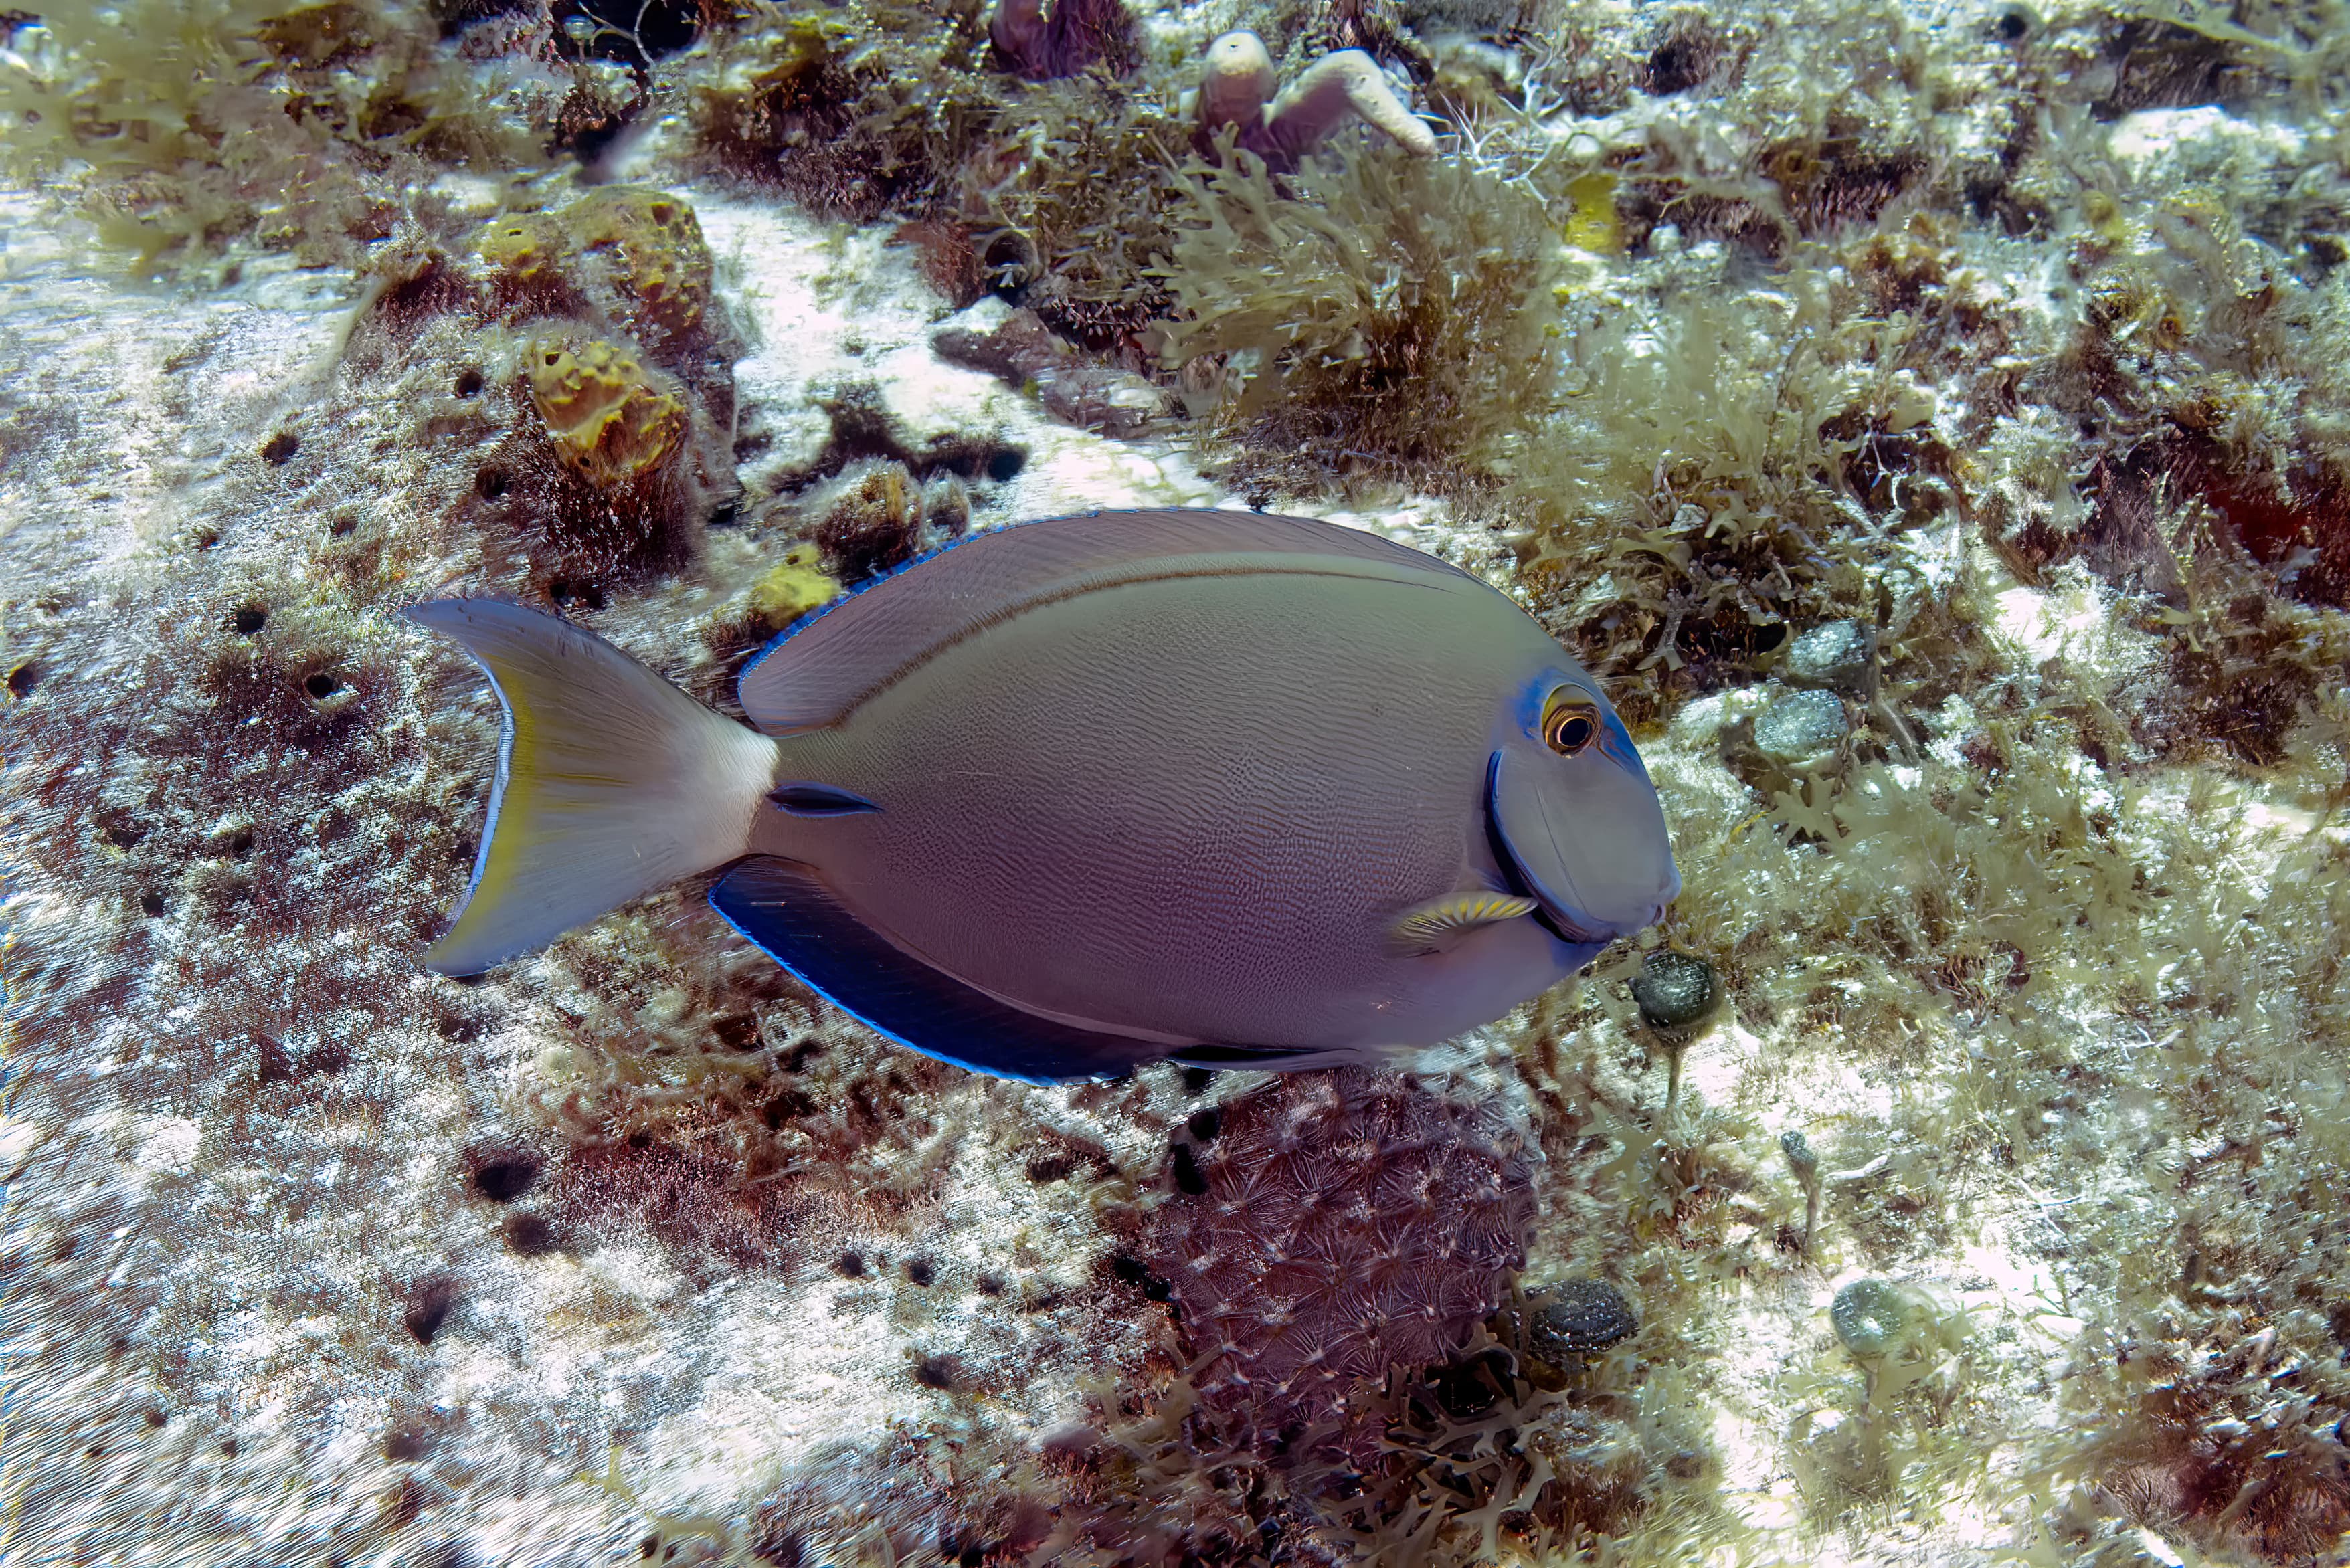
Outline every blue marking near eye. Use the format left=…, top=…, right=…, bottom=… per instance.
left=1597, top=707, right=1652, bottom=784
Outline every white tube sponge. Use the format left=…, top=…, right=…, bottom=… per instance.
left=1267, top=47, right=1436, bottom=159
left=1194, top=32, right=1435, bottom=166
left=990, top=0, right=1047, bottom=68
left=1199, top=30, right=1278, bottom=133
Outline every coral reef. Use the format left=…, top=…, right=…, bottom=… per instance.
left=1144, top=1068, right=1535, bottom=1455
left=9, top=0, right=2350, bottom=1563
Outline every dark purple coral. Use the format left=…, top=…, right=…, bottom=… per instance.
left=1146, top=1068, right=1536, bottom=1452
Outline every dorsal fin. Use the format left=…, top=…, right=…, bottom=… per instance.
left=735, top=508, right=1479, bottom=734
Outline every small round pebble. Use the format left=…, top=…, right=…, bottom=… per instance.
left=1631, top=950, right=1721, bottom=1040
left=1528, top=1278, right=1639, bottom=1363
left=1830, top=1277, right=1912, bottom=1357
left=1783, top=619, right=1877, bottom=696
left=1753, top=686, right=1850, bottom=765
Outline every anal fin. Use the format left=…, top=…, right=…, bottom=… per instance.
left=711, top=857, right=1226, bottom=1084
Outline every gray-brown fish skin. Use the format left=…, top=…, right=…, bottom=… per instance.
left=408, top=510, right=1678, bottom=1080
left=745, top=519, right=1675, bottom=1059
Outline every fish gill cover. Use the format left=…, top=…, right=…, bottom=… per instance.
left=3, top=0, right=2350, bottom=1563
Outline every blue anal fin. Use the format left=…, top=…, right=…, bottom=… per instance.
left=709, top=856, right=1177, bottom=1085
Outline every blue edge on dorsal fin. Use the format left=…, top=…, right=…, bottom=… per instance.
left=710, top=858, right=1320, bottom=1085
left=731, top=507, right=1480, bottom=722
left=734, top=514, right=990, bottom=698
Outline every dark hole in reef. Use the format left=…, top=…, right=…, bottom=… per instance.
left=1170, top=1143, right=1208, bottom=1196
left=98, top=815, right=145, bottom=848
left=328, top=512, right=358, bottom=537
left=975, top=1272, right=1005, bottom=1296
left=140, top=893, right=165, bottom=918
left=143, top=1407, right=167, bottom=1428
left=7, top=661, right=42, bottom=698
left=834, top=1250, right=865, bottom=1278
left=1997, top=7, right=2031, bottom=39
left=1186, top=1107, right=1220, bottom=1143
left=706, top=501, right=741, bottom=529
left=549, top=577, right=606, bottom=611
left=383, top=1426, right=434, bottom=1462
left=1107, top=1251, right=1172, bottom=1302
left=762, top=1089, right=815, bottom=1129
left=1427, top=1346, right=1517, bottom=1421
left=474, top=466, right=511, bottom=502
left=403, top=1278, right=460, bottom=1345
left=230, top=606, right=267, bottom=635
left=552, top=0, right=701, bottom=62
left=453, top=367, right=485, bottom=398
left=434, top=1011, right=482, bottom=1042
left=905, top=1257, right=935, bottom=1287
left=1180, top=1066, right=1215, bottom=1094
left=711, top=1011, right=761, bottom=1052
left=260, top=431, right=300, bottom=465
left=471, top=1153, right=542, bottom=1203
left=303, top=1041, right=350, bottom=1075
left=1645, top=37, right=1707, bottom=94
left=641, top=1535, right=660, bottom=1559
left=256, top=1036, right=297, bottom=1085
left=220, top=1438, right=237, bottom=1456
left=911, top=1353, right=955, bottom=1390
left=1023, top=1151, right=1075, bottom=1183
left=984, top=448, right=1025, bottom=484
left=304, top=672, right=341, bottom=700
left=503, top=1211, right=559, bottom=1256
left=755, top=1534, right=808, bottom=1568
left=979, top=231, right=1037, bottom=297
left=225, top=828, right=255, bottom=857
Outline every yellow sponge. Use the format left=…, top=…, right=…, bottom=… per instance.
left=747, top=545, right=841, bottom=629
left=526, top=339, right=687, bottom=490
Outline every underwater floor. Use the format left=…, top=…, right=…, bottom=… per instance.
left=5, top=0, right=2350, bottom=1563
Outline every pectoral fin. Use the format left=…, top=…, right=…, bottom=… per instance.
left=1389, top=891, right=1539, bottom=953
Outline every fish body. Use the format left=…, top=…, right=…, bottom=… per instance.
left=410, top=509, right=1678, bottom=1082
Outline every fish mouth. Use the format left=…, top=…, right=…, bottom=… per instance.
left=1484, top=749, right=1620, bottom=947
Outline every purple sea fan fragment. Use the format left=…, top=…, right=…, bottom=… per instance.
left=1146, top=1068, right=1536, bottom=1452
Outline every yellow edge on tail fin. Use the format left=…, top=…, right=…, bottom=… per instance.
left=408, top=599, right=779, bottom=975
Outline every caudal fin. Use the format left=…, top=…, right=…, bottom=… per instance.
left=408, top=600, right=779, bottom=975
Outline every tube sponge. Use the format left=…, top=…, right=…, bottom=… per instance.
left=1194, top=31, right=1434, bottom=167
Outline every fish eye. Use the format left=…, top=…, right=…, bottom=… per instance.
left=1542, top=690, right=1601, bottom=756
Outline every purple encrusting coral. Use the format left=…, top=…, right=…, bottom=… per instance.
left=1148, top=1068, right=1534, bottom=1452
